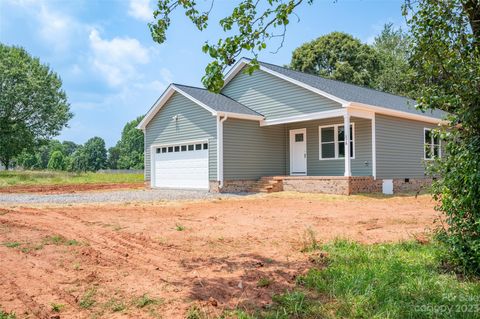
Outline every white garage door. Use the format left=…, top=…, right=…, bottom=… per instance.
left=153, top=142, right=209, bottom=189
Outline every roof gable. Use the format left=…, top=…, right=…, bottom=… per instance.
left=137, top=84, right=263, bottom=130
left=223, top=58, right=446, bottom=121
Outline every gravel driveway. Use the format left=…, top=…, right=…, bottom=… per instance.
left=0, top=188, right=246, bottom=204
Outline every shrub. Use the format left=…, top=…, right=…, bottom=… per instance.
left=47, top=151, right=65, bottom=171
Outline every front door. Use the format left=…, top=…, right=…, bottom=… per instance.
left=289, top=128, right=307, bottom=175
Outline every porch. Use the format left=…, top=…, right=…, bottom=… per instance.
left=221, top=108, right=378, bottom=194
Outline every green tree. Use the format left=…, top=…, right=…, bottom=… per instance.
left=37, top=140, right=64, bottom=169
left=404, top=0, right=480, bottom=274
left=0, top=45, right=72, bottom=169
left=83, top=137, right=107, bottom=171
left=70, top=147, right=88, bottom=172
left=107, top=146, right=120, bottom=169
left=116, top=116, right=144, bottom=169
left=62, top=141, right=78, bottom=156
left=290, top=32, right=380, bottom=87
left=371, top=23, right=413, bottom=96
left=47, top=150, right=65, bottom=170
left=16, top=149, right=38, bottom=170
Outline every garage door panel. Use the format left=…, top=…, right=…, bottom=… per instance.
left=153, top=145, right=209, bottom=189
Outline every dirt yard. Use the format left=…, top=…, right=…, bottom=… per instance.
left=0, top=192, right=439, bottom=318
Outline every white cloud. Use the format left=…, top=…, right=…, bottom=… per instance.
left=128, top=0, right=153, bottom=22
left=4, top=0, right=85, bottom=51
left=37, top=4, right=74, bottom=51
left=89, top=29, right=150, bottom=87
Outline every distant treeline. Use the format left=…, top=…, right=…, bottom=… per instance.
left=15, top=116, right=144, bottom=172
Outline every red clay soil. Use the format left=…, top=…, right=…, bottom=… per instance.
left=0, top=193, right=439, bottom=318
left=0, top=182, right=145, bottom=194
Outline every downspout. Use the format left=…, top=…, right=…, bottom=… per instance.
left=219, top=115, right=228, bottom=188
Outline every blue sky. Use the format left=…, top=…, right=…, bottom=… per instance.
left=0, top=0, right=406, bottom=147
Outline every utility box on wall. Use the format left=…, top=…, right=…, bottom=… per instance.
left=382, top=179, right=393, bottom=195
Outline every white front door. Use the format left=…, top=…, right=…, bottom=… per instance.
left=289, top=128, right=307, bottom=175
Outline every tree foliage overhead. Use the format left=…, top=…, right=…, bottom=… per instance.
left=404, top=0, right=480, bottom=274
left=290, top=32, right=380, bottom=87
left=0, top=44, right=72, bottom=169
left=150, top=0, right=314, bottom=92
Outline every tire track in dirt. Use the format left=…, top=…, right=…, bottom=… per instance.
left=1, top=207, right=184, bottom=280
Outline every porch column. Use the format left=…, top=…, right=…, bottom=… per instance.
left=344, top=113, right=352, bottom=176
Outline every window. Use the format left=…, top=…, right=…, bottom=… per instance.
left=195, top=144, right=202, bottom=150
left=161, top=147, right=167, bottom=153
left=174, top=146, right=180, bottom=152
left=319, top=124, right=354, bottom=160
left=295, top=133, right=304, bottom=142
left=424, top=128, right=441, bottom=160
left=188, top=144, right=194, bottom=151
left=156, top=148, right=161, bottom=153
left=168, top=146, right=173, bottom=153
left=203, top=143, right=208, bottom=150
left=181, top=145, right=187, bottom=152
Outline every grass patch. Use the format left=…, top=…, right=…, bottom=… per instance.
left=257, top=277, right=272, bottom=288
left=105, top=298, right=126, bottom=312
left=2, top=242, right=21, bottom=248
left=0, top=309, right=16, bottom=319
left=133, top=294, right=161, bottom=308
left=175, top=223, right=186, bottom=231
left=50, top=303, right=64, bottom=312
left=79, top=288, right=96, bottom=309
left=300, top=227, right=320, bottom=252
left=43, top=235, right=80, bottom=246
left=0, top=170, right=143, bottom=187
left=185, top=305, right=203, bottom=319
left=236, top=240, right=480, bottom=318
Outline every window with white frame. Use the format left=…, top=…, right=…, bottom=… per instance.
left=319, top=124, right=354, bottom=159
left=424, top=128, right=441, bottom=160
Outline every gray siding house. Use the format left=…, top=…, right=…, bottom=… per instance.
left=138, top=59, right=444, bottom=194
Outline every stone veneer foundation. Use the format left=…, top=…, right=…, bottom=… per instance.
left=147, top=177, right=432, bottom=195
left=220, top=180, right=258, bottom=193
left=219, top=176, right=432, bottom=195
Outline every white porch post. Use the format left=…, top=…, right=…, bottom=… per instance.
left=344, top=113, right=352, bottom=176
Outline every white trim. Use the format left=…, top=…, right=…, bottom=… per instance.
left=372, top=115, right=376, bottom=180
left=217, top=111, right=263, bottom=121
left=344, top=114, right=351, bottom=177
left=261, top=109, right=347, bottom=126
left=150, top=139, right=210, bottom=190
left=349, top=102, right=444, bottom=124
left=222, top=59, right=349, bottom=106
left=289, top=128, right=307, bottom=176
left=423, top=127, right=441, bottom=160
left=223, top=58, right=251, bottom=86
left=347, top=107, right=375, bottom=120
left=318, top=123, right=355, bottom=161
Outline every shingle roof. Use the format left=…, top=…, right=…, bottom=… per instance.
left=255, top=60, right=446, bottom=119
left=173, top=84, right=262, bottom=117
